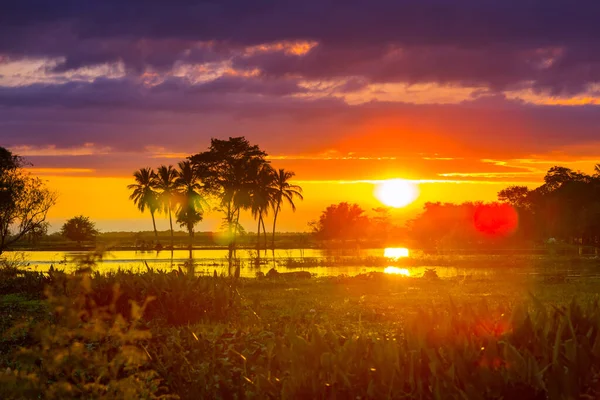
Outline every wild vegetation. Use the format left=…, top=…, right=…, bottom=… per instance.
left=2, top=253, right=600, bottom=399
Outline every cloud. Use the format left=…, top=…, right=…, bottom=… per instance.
left=2, top=1, right=600, bottom=95
left=10, top=143, right=111, bottom=156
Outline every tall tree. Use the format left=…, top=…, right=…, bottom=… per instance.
left=190, top=137, right=268, bottom=276
left=175, top=161, right=207, bottom=247
left=271, top=169, right=303, bottom=249
left=127, top=168, right=160, bottom=239
left=0, top=147, right=57, bottom=255
left=250, top=164, right=276, bottom=253
left=155, top=165, right=178, bottom=249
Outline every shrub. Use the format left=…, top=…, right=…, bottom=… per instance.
left=0, top=272, right=175, bottom=399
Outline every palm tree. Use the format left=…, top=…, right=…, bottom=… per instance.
left=155, top=165, right=178, bottom=249
left=175, top=161, right=207, bottom=248
left=127, top=168, right=160, bottom=240
left=271, top=169, right=303, bottom=249
left=594, top=164, right=600, bottom=177
left=250, top=164, right=277, bottom=253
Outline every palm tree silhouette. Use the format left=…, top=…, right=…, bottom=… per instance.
left=271, top=169, right=303, bottom=249
left=250, top=164, right=277, bottom=253
left=175, top=161, right=207, bottom=248
left=127, top=167, right=160, bottom=240
left=155, top=165, right=178, bottom=249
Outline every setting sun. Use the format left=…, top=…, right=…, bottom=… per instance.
left=375, top=179, right=419, bottom=208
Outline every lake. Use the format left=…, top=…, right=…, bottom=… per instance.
left=3, top=247, right=599, bottom=278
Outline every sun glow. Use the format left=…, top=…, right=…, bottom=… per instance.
left=375, top=179, right=419, bottom=208
left=383, top=248, right=411, bottom=276
left=384, top=247, right=410, bottom=259
left=384, top=266, right=411, bottom=276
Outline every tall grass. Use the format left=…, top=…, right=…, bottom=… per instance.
left=2, top=254, right=600, bottom=399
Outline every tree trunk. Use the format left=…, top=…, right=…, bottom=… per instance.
left=151, top=210, right=158, bottom=240
left=256, top=213, right=262, bottom=252
left=227, top=201, right=233, bottom=276
left=168, top=204, right=174, bottom=249
left=261, top=216, right=268, bottom=256
left=271, top=201, right=281, bottom=250
left=233, top=208, right=241, bottom=278
left=256, top=213, right=261, bottom=266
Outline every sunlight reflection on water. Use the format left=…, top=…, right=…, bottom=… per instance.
left=383, top=247, right=410, bottom=259
left=383, top=266, right=411, bottom=276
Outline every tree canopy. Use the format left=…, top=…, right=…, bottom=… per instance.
left=60, top=216, right=99, bottom=245
left=0, top=147, right=56, bottom=254
left=311, top=202, right=369, bottom=242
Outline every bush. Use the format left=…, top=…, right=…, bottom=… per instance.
left=0, top=272, right=175, bottom=399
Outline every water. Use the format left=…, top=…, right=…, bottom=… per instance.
left=4, top=248, right=599, bottom=278
left=6, top=248, right=404, bottom=277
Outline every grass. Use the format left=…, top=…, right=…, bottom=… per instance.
left=2, top=258, right=600, bottom=398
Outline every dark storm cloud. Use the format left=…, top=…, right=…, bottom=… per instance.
left=0, top=75, right=308, bottom=109
left=2, top=0, right=600, bottom=94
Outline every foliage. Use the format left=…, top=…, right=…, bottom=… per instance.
left=496, top=165, right=600, bottom=245
left=154, top=165, right=179, bottom=248
left=61, top=215, right=99, bottom=245
left=89, top=267, right=238, bottom=326
left=174, top=161, right=207, bottom=242
left=128, top=167, right=161, bottom=239
left=190, top=137, right=271, bottom=275
left=311, top=202, right=369, bottom=242
left=4, top=258, right=600, bottom=398
left=0, top=260, right=49, bottom=297
left=126, top=138, right=303, bottom=273
left=0, top=147, right=57, bottom=255
left=271, top=169, right=303, bottom=249
left=409, top=202, right=520, bottom=249
left=144, top=291, right=600, bottom=400
left=0, top=271, right=174, bottom=399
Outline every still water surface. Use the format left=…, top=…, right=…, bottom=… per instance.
left=5, top=248, right=596, bottom=278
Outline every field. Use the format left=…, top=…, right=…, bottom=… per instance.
left=1, top=254, right=600, bottom=399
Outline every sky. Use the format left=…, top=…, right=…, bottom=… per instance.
left=1, top=0, right=600, bottom=233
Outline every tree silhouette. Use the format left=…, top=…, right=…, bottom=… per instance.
left=312, top=202, right=368, bottom=244
left=493, top=165, right=600, bottom=246
left=498, top=185, right=531, bottom=209
left=175, top=161, right=207, bottom=247
left=271, top=169, right=303, bottom=249
left=154, top=165, right=178, bottom=249
left=127, top=168, right=160, bottom=239
left=60, top=215, right=98, bottom=246
left=0, top=147, right=57, bottom=255
left=250, top=163, right=276, bottom=254
left=190, top=137, right=268, bottom=276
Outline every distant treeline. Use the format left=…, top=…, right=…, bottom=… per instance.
left=310, top=165, right=600, bottom=250
left=497, top=165, right=600, bottom=245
